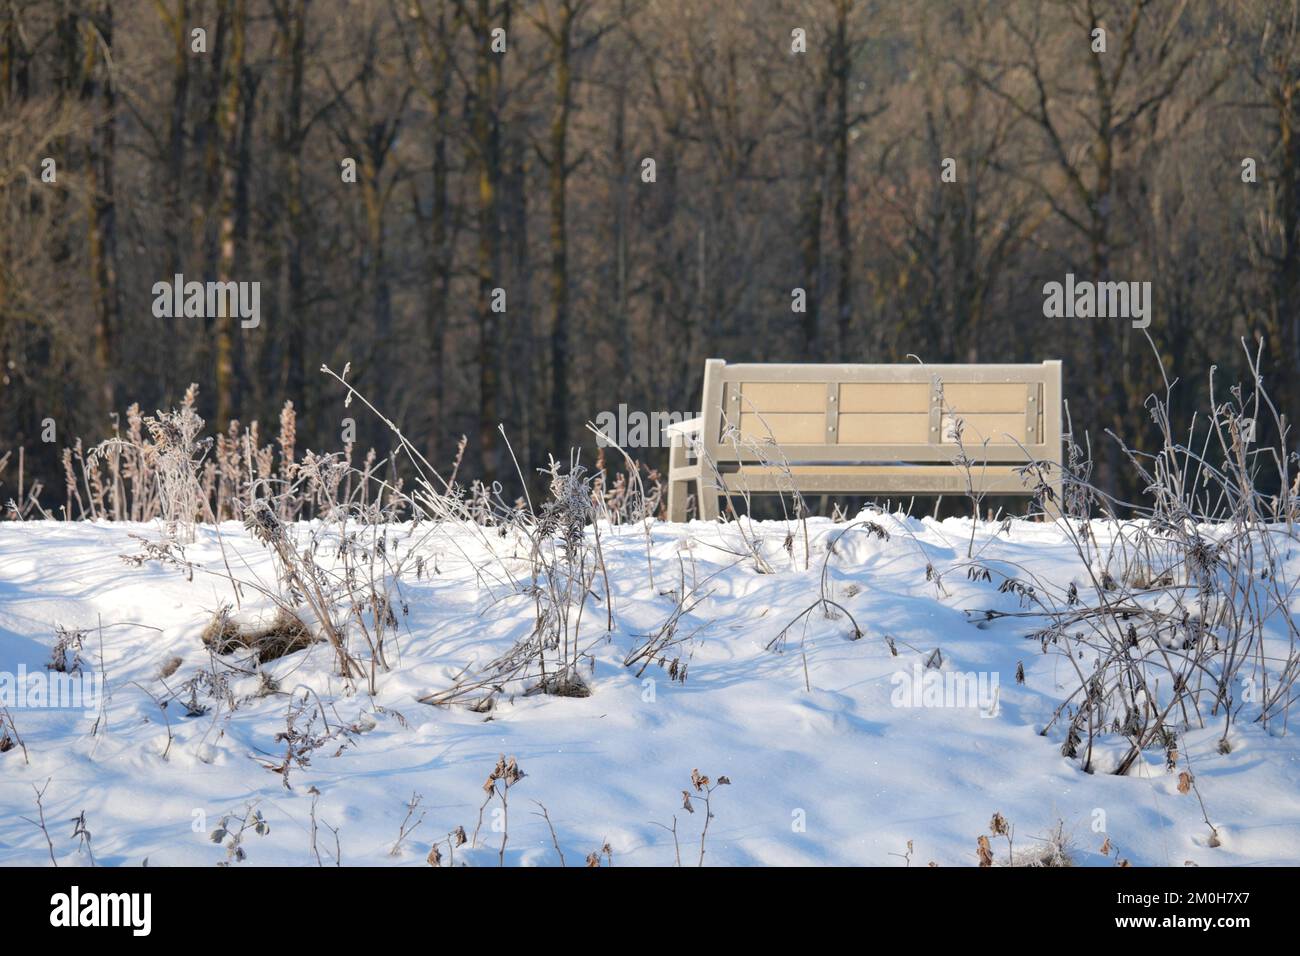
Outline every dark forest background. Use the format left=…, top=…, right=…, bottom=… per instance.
left=2, top=0, right=1300, bottom=507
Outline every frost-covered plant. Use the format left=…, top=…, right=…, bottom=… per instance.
left=243, top=498, right=361, bottom=682
left=389, top=792, right=426, bottom=857
left=210, top=803, right=270, bottom=865
left=471, top=755, right=527, bottom=866
left=141, top=390, right=210, bottom=543
left=0, top=705, right=28, bottom=764
left=256, top=690, right=356, bottom=791
left=530, top=458, right=604, bottom=695
left=425, top=825, right=468, bottom=867
left=978, top=813, right=1071, bottom=867
left=590, top=447, right=664, bottom=526
left=89, top=384, right=211, bottom=542
left=48, top=386, right=319, bottom=525
left=980, top=340, right=1300, bottom=776
left=47, top=625, right=86, bottom=674
left=653, top=768, right=731, bottom=867
left=623, top=560, right=710, bottom=681
left=418, top=457, right=613, bottom=708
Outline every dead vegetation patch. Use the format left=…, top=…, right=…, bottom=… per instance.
left=201, top=606, right=317, bottom=663
left=527, top=671, right=592, bottom=698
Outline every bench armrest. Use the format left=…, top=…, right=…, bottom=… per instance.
left=664, top=416, right=703, bottom=440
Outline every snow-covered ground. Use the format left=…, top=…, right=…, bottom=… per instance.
left=1, top=514, right=1297, bottom=867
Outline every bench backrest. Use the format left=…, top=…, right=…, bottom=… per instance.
left=698, top=359, right=1062, bottom=466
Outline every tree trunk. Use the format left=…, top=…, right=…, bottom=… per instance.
left=165, top=0, right=189, bottom=278
left=548, top=5, right=574, bottom=461
left=473, top=0, right=503, bottom=481
left=800, top=136, right=823, bottom=357
left=280, top=0, right=308, bottom=407
left=214, top=0, right=246, bottom=429
left=83, top=0, right=118, bottom=416
left=832, top=0, right=852, bottom=356
left=428, top=0, right=451, bottom=463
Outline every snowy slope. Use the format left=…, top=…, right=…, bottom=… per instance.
left=1, top=514, right=1297, bottom=867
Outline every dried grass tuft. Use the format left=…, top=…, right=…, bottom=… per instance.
left=201, top=606, right=317, bottom=663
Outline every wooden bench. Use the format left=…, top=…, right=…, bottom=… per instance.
left=666, top=359, right=1063, bottom=521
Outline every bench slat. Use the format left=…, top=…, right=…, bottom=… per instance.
left=836, top=412, right=930, bottom=444
left=714, top=465, right=1035, bottom=495
left=942, top=383, right=1031, bottom=411
left=736, top=381, right=827, bottom=413
left=838, top=382, right=930, bottom=412
left=734, top=411, right=827, bottom=444
left=939, top=412, right=1028, bottom=444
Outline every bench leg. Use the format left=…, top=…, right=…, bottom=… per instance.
left=696, top=474, right=721, bottom=521
left=667, top=438, right=691, bottom=522
left=667, top=478, right=690, bottom=522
